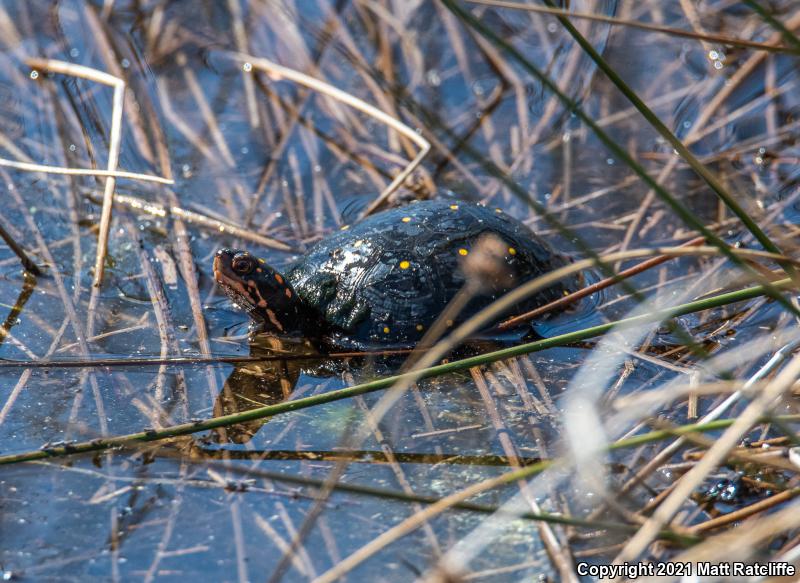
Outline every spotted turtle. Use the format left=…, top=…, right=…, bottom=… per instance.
left=214, top=200, right=581, bottom=350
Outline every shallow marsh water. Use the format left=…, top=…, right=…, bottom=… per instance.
left=0, top=1, right=798, bottom=581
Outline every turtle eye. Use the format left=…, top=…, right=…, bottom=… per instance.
left=231, top=255, right=255, bottom=275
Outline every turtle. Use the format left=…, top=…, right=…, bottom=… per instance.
left=213, top=199, right=583, bottom=350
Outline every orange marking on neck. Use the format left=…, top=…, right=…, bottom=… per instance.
left=265, top=308, right=284, bottom=332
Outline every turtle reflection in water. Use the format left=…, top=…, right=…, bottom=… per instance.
left=211, top=335, right=320, bottom=443
left=212, top=200, right=583, bottom=442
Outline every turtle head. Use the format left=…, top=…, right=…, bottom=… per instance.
left=213, top=248, right=306, bottom=335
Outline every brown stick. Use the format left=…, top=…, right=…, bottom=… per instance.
left=0, top=218, right=41, bottom=275
left=466, top=0, right=798, bottom=54
left=497, top=236, right=707, bottom=330
left=26, top=58, right=127, bottom=287
left=689, top=487, right=800, bottom=533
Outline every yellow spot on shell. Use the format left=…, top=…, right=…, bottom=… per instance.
left=508, top=247, right=517, bottom=255
left=383, top=326, right=390, bottom=334
left=399, top=260, right=410, bottom=269
left=401, top=217, right=411, bottom=223
left=416, top=324, right=424, bottom=332
left=458, top=248, right=468, bottom=256
left=449, top=204, right=459, bottom=210
left=340, top=225, right=350, bottom=230
left=495, top=208, right=502, bottom=213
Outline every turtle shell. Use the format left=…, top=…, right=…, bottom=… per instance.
left=285, top=200, right=580, bottom=349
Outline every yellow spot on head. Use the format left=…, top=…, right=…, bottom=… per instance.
left=383, top=326, right=390, bottom=334
left=399, top=260, right=410, bottom=269
left=495, top=208, right=502, bottom=213
left=258, top=258, right=265, bottom=263
left=450, top=204, right=459, bottom=210
left=508, top=247, right=517, bottom=256
left=458, top=248, right=468, bottom=256
left=275, top=273, right=284, bottom=285
left=416, top=324, right=424, bottom=332
left=340, top=225, right=350, bottom=230
left=401, top=217, right=411, bottom=223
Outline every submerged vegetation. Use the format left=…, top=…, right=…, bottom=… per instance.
left=0, top=1, right=799, bottom=581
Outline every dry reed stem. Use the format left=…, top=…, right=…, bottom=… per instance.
left=176, top=52, right=236, bottom=167
left=498, top=235, right=707, bottom=330
left=0, top=4, right=21, bottom=48
left=169, top=205, right=294, bottom=251
left=325, top=18, right=438, bottom=191
left=678, top=0, right=714, bottom=55
left=0, top=216, right=41, bottom=274
left=688, top=487, right=800, bottom=533
left=467, top=0, right=797, bottom=53
left=229, top=497, right=250, bottom=583
left=234, top=53, right=431, bottom=217
left=611, top=380, right=769, bottom=411
left=83, top=5, right=156, bottom=164
left=0, top=158, right=174, bottom=184
left=227, top=0, right=259, bottom=129
left=156, top=81, right=218, bottom=161
left=662, top=424, right=797, bottom=473
left=253, top=512, right=313, bottom=578
left=126, top=214, right=188, bottom=416
left=25, top=58, right=125, bottom=287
